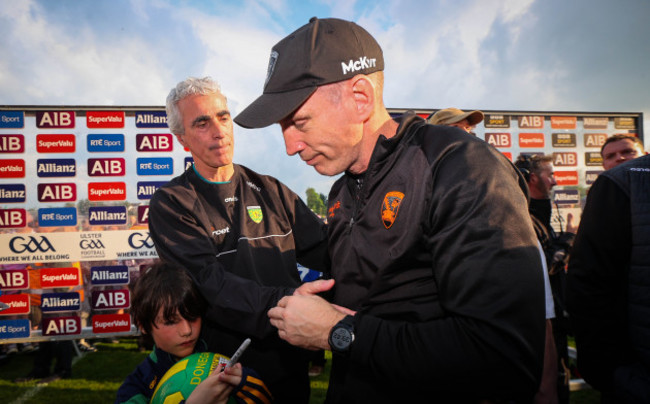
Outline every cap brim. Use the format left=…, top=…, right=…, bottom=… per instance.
left=465, top=110, right=484, bottom=125
left=234, top=86, right=318, bottom=129
left=444, top=110, right=484, bottom=125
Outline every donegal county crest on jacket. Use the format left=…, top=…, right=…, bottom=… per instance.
left=247, top=206, right=263, bottom=223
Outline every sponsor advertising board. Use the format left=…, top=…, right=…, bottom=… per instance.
left=1, top=107, right=644, bottom=343
left=0, top=108, right=170, bottom=342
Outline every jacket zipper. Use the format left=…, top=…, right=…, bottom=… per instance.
left=349, top=177, right=364, bottom=228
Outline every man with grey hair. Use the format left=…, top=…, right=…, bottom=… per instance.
left=148, top=76, right=329, bottom=403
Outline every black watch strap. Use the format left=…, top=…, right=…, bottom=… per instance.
left=328, top=315, right=355, bottom=354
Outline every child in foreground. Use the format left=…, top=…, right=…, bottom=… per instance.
left=115, top=261, right=272, bottom=404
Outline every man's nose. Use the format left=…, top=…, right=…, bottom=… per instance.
left=211, top=126, right=224, bottom=138
left=211, top=119, right=227, bottom=138
left=282, top=129, right=303, bottom=156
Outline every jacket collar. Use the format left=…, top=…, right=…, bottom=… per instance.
left=347, top=111, right=424, bottom=180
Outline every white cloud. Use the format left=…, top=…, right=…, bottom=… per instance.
left=0, top=0, right=179, bottom=105
left=363, top=0, right=538, bottom=111
left=183, top=13, right=279, bottom=106
left=315, top=0, right=357, bottom=20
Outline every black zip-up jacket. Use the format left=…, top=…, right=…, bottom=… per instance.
left=148, top=164, right=329, bottom=403
left=325, top=113, right=545, bottom=403
left=567, top=154, right=650, bottom=402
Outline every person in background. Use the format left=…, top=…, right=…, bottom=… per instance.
left=148, top=76, right=329, bottom=403
left=515, top=153, right=577, bottom=404
left=600, top=134, right=646, bottom=170
left=427, top=107, right=484, bottom=133
left=567, top=153, right=650, bottom=403
left=236, top=17, right=545, bottom=403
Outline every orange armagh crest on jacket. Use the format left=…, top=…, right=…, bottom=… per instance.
left=381, top=191, right=404, bottom=229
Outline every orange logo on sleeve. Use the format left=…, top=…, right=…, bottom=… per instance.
left=381, top=191, right=404, bottom=229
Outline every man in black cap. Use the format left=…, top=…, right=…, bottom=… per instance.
left=237, top=17, right=545, bottom=403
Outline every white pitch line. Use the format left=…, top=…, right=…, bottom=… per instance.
left=10, top=352, right=85, bottom=404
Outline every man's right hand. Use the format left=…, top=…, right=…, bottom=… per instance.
left=294, top=278, right=335, bottom=296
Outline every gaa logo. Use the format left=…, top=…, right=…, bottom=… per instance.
left=10, top=236, right=56, bottom=253
left=80, top=239, right=106, bottom=249
left=128, top=232, right=154, bottom=249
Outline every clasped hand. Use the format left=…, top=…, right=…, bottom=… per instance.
left=268, top=279, right=355, bottom=350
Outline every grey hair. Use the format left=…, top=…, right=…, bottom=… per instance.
left=165, top=77, right=225, bottom=135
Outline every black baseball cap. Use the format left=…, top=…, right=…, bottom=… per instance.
left=234, top=17, right=384, bottom=129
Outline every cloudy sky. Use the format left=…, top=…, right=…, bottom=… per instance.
left=1, top=0, right=648, bottom=197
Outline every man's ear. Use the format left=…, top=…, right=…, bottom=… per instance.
left=174, top=133, right=187, bottom=148
left=350, top=75, right=375, bottom=122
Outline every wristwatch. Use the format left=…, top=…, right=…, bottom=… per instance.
left=328, top=315, right=355, bottom=354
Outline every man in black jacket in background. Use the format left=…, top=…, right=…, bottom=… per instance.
left=568, top=154, right=650, bottom=403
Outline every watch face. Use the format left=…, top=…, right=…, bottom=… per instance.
left=331, top=327, right=352, bottom=350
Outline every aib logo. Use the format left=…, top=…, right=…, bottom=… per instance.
left=136, top=134, right=173, bottom=152
left=10, top=236, right=56, bottom=254
left=0, top=135, right=24, bottom=153
left=38, top=183, right=76, bottom=202
left=80, top=239, right=106, bottom=249
left=87, top=158, right=125, bottom=177
left=128, top=232, right=154, bottom=249
left=36, top=111, right=75, bottom=128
